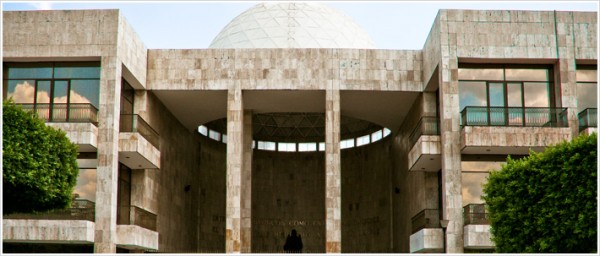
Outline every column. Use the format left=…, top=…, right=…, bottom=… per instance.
left=226, top=87, right=244, bottom=253
left=94, top=57, right=122, bottom=253
left=241, top=110, right=253, bottom=253
left=439, top=31, right=465, bottom=254
left=325, top=89, right=341, bottom=253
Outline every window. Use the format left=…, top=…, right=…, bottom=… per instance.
left=221, top=134, right=228, bottom=143
left=383, top=128, right=391, bottom=137
left=576, top=65, right=598, bottom=112
left=356, top=134, right=370, bottom=147
left=198, top=125, right=208, bottom=136
left=318, top=142, right=325, bottom=151
left=458, top=64, right=552, bottom=111
left=461, top=161, right=504, bottom=206
left=208, top=130, right=221, bottom=141
left=3, top=62, right=101, bottom=123
left=371, top=130, right=383, bottom=142
left=298, top=142, right=317, bottom=152
left=258, top=141, right=276, bottom=151
left=278, top=142, right=296, bottom=152
left=459, top=64, right=554, bottom=126
left=74, top=168, right=96, bottom=202
left=340, top=138, right=355, bottom=149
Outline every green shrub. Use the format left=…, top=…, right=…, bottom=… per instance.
left=3, top=100, right=79, bottom=214
left=482, top=133, right=597, bottom=253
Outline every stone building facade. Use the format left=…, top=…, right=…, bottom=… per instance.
left=2, top=4, right=597, bottom=254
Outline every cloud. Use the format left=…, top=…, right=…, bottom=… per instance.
left=74, top=169, right=96, bottom=201
left=8, top=81, right=92, bottom=105
left=29, top=2, right=53, bottom=10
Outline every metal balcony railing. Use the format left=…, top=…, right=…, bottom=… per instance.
left=578, top=108, right=597, bottom=132
left=120, top=114, right=160, bottom=149
left=3, top=199, right=95, bottom=222
left=408, top=116, right=440, bottom=148
left=410, top=209, right=440, bottom=234
left=117, top=205, right=158, bottom=232
left=461, top=106, right=568, bottom=127
left=19, top=103, right=98, bottom=125
left=463, top=204, right=490, bottom=225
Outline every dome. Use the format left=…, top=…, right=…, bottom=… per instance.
left=209, top=2, right=376, bottom=49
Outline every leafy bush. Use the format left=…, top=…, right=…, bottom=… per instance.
left=482, top=133, right=597, bottom=253
left=3, top=100, right=79, bottom=214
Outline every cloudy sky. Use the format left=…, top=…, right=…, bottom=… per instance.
left=2, top=1, right=598, bottom=50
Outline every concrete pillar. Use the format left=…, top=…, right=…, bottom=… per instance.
left=241, top=110, right=253, bottom=253
left=226, top=87, right=244, bottom=253
left=438, top=10, right=465, bottom=253
left=325, top=89, right=341, bottom=253
left=94, top=57, right=122, bottom=253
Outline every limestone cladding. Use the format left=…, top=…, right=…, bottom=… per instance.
left=46, top=123, right=98, bottom=152
left=115, top=225, right=159, bottom=250
left=3, top=219, right=95, bottom=244
left=408, top=135, right=442, bottom=170
left=461, top=126, right=572, bottom=148
left=146, top=49, right=423, bottom=91
left=463, top=224, right=494, bottom=249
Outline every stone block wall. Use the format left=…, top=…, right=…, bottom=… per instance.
left=144, top=93, right=202, bottom=252
left=341, top=137, right=393, bottom=253
left=197, top=137, right=227, bottom=253
left=251, top=150, right=325, bottom=253
left=146, top=49, right=423, bottom=92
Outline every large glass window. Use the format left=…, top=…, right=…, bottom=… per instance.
left=3, top=62, right=101, bottom=122
left=576, top=65, right=598, bottom=112
left=459, top=65, right=554, bottom=126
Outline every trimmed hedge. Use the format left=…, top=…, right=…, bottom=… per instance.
left=482, top=133, right=597, bottom=253
left=3, top=100, right=79, bottom=214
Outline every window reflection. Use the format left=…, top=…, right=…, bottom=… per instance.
left=524, top=82, right=550, bottom=107
left=505, top=68, right=549, bottom=81
left=461, top=161, right=504, bottom=206
left=458, top=68, right=503, bottom=80
left=459, top=81, right=486, bottom=111
left=74, top=168, right=97, bottom=202
left=576, top=65, right=597, bottom=112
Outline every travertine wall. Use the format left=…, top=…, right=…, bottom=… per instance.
left=341, top=138, right=393, bottom=253
left=146, top=49, right=423, bottom=92
left=252, top=150, right=325, bottom=253
left=197, top=137, right=227, bottom=253
left=392, top=93, right=441, bottom=252
left=144, top=93, right=202, bottom=252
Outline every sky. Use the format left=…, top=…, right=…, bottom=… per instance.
left=2, top=1, right=598, bottom=50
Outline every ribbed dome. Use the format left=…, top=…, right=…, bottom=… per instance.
left=209, top=2, right=376, bottom=49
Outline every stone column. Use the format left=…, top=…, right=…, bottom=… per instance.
left=325, top=89, right=341, bottom=253
left=226, top=87, right=244, bottom=253
left=555, top=11, right=579, bottom=138
left=438, top=10, right=464, bottom=253
left=241, top=110, right=253, bottom=253
left=94, top=57, right=122, bottom=253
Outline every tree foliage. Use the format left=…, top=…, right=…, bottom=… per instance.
left=3, top=100, right=79, bottom=214
left=482, top=133, right=597, bottom=253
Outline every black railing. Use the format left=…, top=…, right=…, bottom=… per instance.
left=411, top=209, right=440, bottom=234
left=461, top=106, right=568, bottom=127
left=408, top=116, right=440, bottom=148
left=3, top=199, right=95, bottom=222
left=578, top=108, right=597, bottom=132
left=120, top=114, right=160, bottom=149
left=463, top=204, right=490, bottom=225
left=117, top=205, right=158, bottom=232
left=18, top=103, right=98, bottom=125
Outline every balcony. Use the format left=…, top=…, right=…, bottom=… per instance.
left=409, top=209, right=443, bottom=253
left=2, top=199, right=96, bottom=244
left=578, top=108, right=597, bottom=135
left=463, top=204, right=494, bottom=249
left=407, top=117, right=441, bottom=172
left=119, top=114, right=160, bottom=169
left=116, top=205, right=159, bottom=250
left=20, top=103, right=99, bottom=152
left=460, top=107, right=571, bottom=155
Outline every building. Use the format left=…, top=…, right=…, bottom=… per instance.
left=2, top=2, right=597, bottom=253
